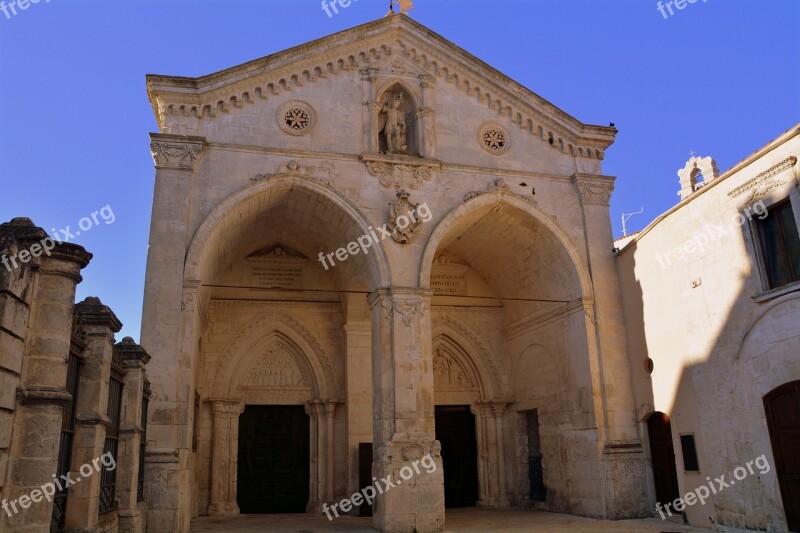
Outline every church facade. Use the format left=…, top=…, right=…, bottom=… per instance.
left=141, top=13, right=649, bottom=533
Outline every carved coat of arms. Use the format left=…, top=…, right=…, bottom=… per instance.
left=387, top=190, right=423, bottom=244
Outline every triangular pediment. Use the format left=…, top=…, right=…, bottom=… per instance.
left=147, top=14, right=615, bottom=156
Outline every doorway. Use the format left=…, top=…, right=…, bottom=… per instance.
left=764, top=381, right=800, bottom=532
left=435, top=405, right=479, bottom=508
left=237, top=405, right=309, bottom=513
left=647, top=412, right=680, bottom=508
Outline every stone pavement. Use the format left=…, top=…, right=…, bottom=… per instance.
left=191, top=508, right=708, bottom=532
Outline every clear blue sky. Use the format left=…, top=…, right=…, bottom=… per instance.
left=1, top=0, right=798, bottom=340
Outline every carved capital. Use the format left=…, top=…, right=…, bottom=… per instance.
left=572, top=174, right=615, bottom=206
left=209, top=398, right=244, bottom=418
left=150, top=134, right=205, bottom=170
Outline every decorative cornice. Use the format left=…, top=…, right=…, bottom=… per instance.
left=149, top=133, right=205, bottom=170
left=727, top=156, right=797, bottom=202
left=572, top=174, right=615, bottom=206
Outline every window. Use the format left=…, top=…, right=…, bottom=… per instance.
left=757, top=199, right=800, bottom=289
left=680, top=434, right=700, bottom=472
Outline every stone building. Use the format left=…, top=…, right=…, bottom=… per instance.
left=141, top=12, right=650, bottom=533
left=617, top=125, right=800, bottom=531
left=0, top=219, right=151, bottom=532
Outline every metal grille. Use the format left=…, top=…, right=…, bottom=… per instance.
left=51, top=351, right=82, bottom=532
left=99, top=366, right=124, bottom=515
left=137, top=390, right=149, bottom=502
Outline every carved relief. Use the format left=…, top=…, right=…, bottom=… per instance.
left=277, top=100, right=316, bottom=136
left=479, top=122, right=510, bottom=155
left=433, top=346, right=473, bottom=388
left=387, top=190, right=424, bottom=244
left=240, top=342, right=307, bottom=389
left=150, top=138, right=203, bottom=170
left=727, top=156, right=797, bottom=203
left=365, top=160, right=436, bottom=190
left=573, top=180, right=614, bottom=206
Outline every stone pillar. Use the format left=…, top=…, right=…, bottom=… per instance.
left=470, top=404, right=491, bottom=506
left=324, top=401, right=335, bottom=503
left=115, top=337, right=151, bottom=533
left=490, top=402, right=509, bottom=507
left=66, top=297, right=122, bottom=531
left=361, top=68, right=381, bottom=152
left=417, top=74, right=436, bottom=159
left=343, top=319, right=372, bottom=498
left=305, top=401, right=321, bottom=512
left=368, top=288, right=444, bottom=533
left=140, top=134, right=204, bottom=532
left=0, top=218, right=91, bottom=533
left=207, top=399, right=242, bottom=517
left=572, top=174, right=649, bottom=518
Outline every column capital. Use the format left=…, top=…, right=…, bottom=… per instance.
left=208, top=398, right=243, bottom=418
left=149, top=133, right=206, bottom=171
left=571, top=174, right=616, bottom=207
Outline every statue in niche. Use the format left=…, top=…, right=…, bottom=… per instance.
left=379, top=92, right=408, bottom=154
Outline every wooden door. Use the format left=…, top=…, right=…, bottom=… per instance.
left=647, top=412, right=680, bottom=508
left=764, top=381, right=800, bottom=532
left=237, top=406, right=309, bottom=513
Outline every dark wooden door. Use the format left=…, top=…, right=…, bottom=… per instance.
left=237, top=406, right=309, bottom=513
left=764, top=381, right=800, bottom=532
left=435, top=405, right=479, bottom=508
left=647, top=412, right=680, bottom=507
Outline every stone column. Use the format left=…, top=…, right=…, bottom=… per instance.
left=572, top=174, right=649, bottom=518
left=324, top=401, right=336, bottom=503
left=115, top=337, right=151, bottom=533
left=417, top=74, right=436, bottom=159
left=141, top=134, right=204, bottom=532
left=361, top=68, right=381, bottom=152
left=0, top=218, right=91, bottom=533
left=490, top=402, right=509, bottom=507
left=470, top=403, right=491, bottom=506
left=368, top=288, right=444, bottom=533
left=305, top=401, right=320, bottom=512
left=66, top=297, right=122, bottom=531
left=207, top=399, right=242, bottom=517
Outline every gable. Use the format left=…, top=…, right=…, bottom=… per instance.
left=146, top=14, right=615, bottom=159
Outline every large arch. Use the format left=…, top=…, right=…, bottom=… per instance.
left=418, top=190, right=592, bottom=300
left=184, top=173, right=391, bottom=290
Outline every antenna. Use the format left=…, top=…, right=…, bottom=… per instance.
left=621, top=206, right=644, bottom=237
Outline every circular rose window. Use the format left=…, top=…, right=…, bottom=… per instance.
left=478, top=122, right=510, bottom=155
left=277, top=100, right=316, bottom=136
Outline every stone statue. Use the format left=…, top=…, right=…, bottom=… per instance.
left=380, top=93, right=407, bottom=153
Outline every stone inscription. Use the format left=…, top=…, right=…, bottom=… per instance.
left=431, top=271, right=467, bottom=296
left=249, top=258, right=303, bottom=289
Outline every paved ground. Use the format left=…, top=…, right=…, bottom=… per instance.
left=191, top=508, right=706, bottom=532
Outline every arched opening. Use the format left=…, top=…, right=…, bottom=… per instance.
left=763, top=381, right=800, bottom=531
left=421, top=192, right=598, bottom=513
left=183, top=176, right=391, bottom=517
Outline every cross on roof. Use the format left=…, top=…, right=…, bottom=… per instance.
left=689, top=150, right=696, bottom=158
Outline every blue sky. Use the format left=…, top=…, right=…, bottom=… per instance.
left=1, top=0, right=798, bottom=340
